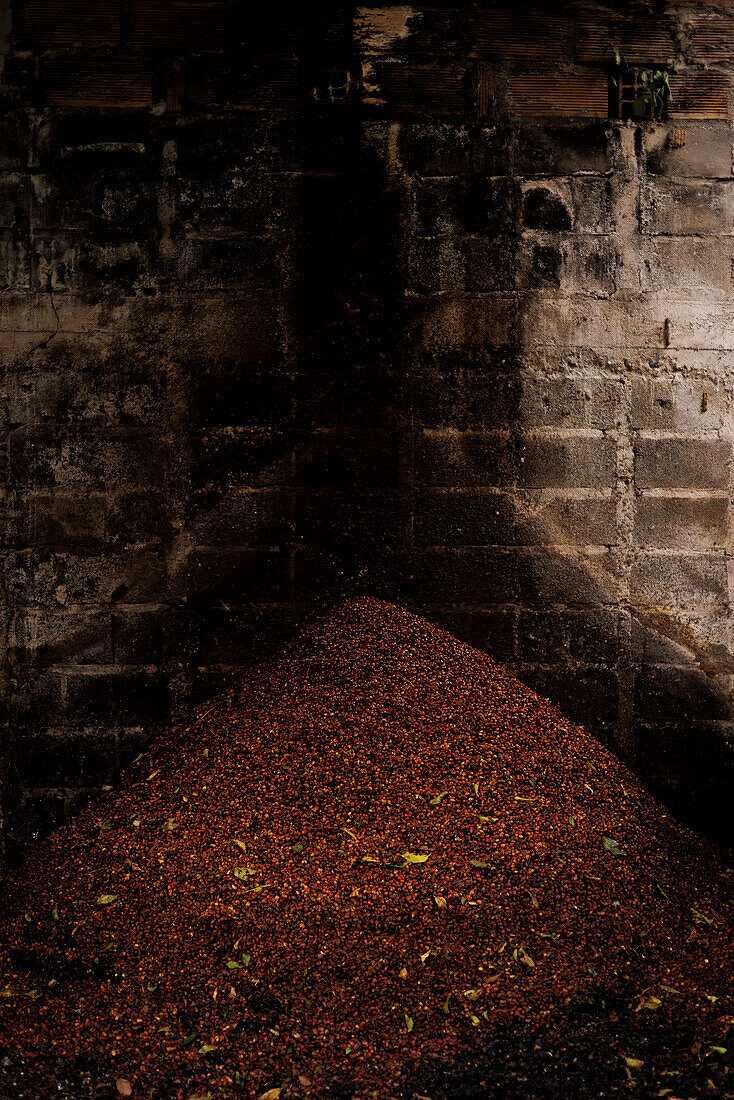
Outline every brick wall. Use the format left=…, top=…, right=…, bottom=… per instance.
left=1, top=0, right=733, bottom=857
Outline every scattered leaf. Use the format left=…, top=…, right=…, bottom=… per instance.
left=161, top=819, right=178, bottom=833
left=708, top=1046, right=727, bottom=1056
left=691, top=908, right=712, bottom=925
left=227, top=951, right=251, bottom=970
left=292, top=843, right=304, bottom=854
left=405, top=1014, right=414, bottom=1033
left=116, top=1081, right=133, bottom=1098
left=259, top=1090, right=282, bottom=1100
left=51, top=905, right=59, bottom=922
left=361, top=856, right=379, bottom=864
left=97, top=894, right=118, bottom=907
left=469, top=860, right=489, bottom=869
left=513, top=946, right=535, bottom=968
left=342, top=828, right=358, bottom=843
left=233, top=839, right=248, bottom=854
left=234, top=867, right=256, bottom=881
left=430, top=792, right=448, bottom=806
left=636, top=994, right=662, bottom=1012
left=402, top=852, right=431, bottom=865
left=434, top=896, right=447, bottom=909
left=624, top=1057, right=644, bottom=1072
left=198, top=1044, right=217, bottom=1055
left=602, top=837, right=626, bottom=857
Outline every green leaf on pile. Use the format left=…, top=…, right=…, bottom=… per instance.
left=513, top=946, right=535, bottom=968
left=234, top=867, right=256, bottom=880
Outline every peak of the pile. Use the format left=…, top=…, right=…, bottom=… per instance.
left=281, top=597, right=494, bottom=671
left=296, top=597, right=433, bottom=645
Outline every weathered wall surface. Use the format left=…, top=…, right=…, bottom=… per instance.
left=1, top=0, right=733, bottom=856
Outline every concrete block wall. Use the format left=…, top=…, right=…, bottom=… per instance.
left=1, top=0, right=734, bottom=856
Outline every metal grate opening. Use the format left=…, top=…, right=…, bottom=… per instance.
left=609, top=65, right=670, bottom=119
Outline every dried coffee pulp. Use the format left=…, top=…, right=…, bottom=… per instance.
left=0, top=599, right=732, bottom=1098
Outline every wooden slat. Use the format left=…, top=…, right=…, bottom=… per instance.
left=689, top=16, right=734, bottom=63
left=477, top=63, right=494, bottom=117
left=669, top=69, right=729, bottom=120
left=576, top=14, right=675, bottom=64
left=508, top=72, right=608, bottom=118
left=474, top=9, right=570, bottom=60
left=130, top=1, right=230, bottom=50
left=13, top=0, right=119, bottom=49
left=185, top=55, right=299, bottom=110
left=45, top=60, right=152, bottom=108
left=362, top=62, right=466, bottom=114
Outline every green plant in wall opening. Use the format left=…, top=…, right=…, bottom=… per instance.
left=609, top=45, right=672, bottom=120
